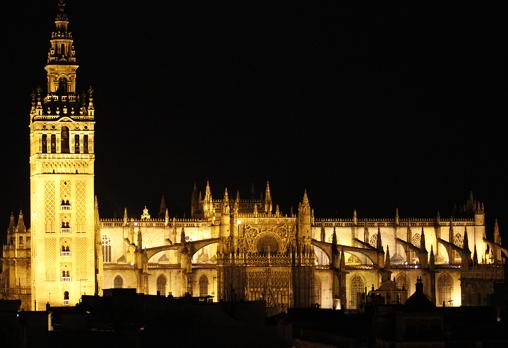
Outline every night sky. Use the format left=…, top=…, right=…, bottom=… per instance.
left=3, top=1, right=507, bottom=240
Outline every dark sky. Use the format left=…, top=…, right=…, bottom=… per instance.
left=3, top=1, right=507, bottom=239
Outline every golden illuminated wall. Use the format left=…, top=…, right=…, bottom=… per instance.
left=31, top=159, right=96, bottom=308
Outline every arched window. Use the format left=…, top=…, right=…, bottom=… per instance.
left=199, top=275, right=209, bottom=297
left=42, top=134, right=47, bottom=153
left=157, top=275, right=167, bottom=296
left=102, top=235, right=111, bottom=263
left=350, top=275, right=365, bottom=309
left=74, top=134, right=80, bottom=153
left=83, top=135, right=89, bottom=153
left=51, top=134, right=56, bottom=153
left=395, top=272, right=407, bottom=290
left=114, top=275, right=123, bottom=289
left=438, top=273, right=453, bottom=306
left=313, top=276, right=322, bottom=307
left=63, top=291, right=69, bottom=304
left=61, top=127, right=70, bottom=153
left=58, top=77, right=68, bottom=93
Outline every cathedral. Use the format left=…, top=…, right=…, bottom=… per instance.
left=1, top=1, right=506, bottom=312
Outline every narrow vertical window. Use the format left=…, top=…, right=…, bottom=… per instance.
left=157, top=275, right=167, bottom=296
left=51, top=134, right=56, bottom=153
left=114, top=275, right=123, bottom=289
left=58, top=77, right=68, bottom=93
left=102, top=235, right=111, bottom=263
left=199, top=275, right=209, bottom=297
left=83, top=135, right=89, bottom=153
left=74, top=134, right=80, bottom=153
left=61, top=127, right=69, bottom=153
left=42, top=134, right=47, bottom=153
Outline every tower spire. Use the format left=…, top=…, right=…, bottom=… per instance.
left=234, top=190, right=240, bottom=215
left=159, top=195, right=166, bottom=219
left=494, top=218, right=502, bottom=244
left=47, top=0, right=78, bottom=91
left=222, top=188, right=230, bottom=214
left=7, top=211, right=16, bottom=236
left=302, top=189, right=309, bottom=206
left=429, top=245, right=435, bottom=267
left=16, top=211, right=26, bottom=233
left=264, top=180, right=272, bottom=214
left=420, top=227, right=427, bottom=252
left=463, top=227, right=470, bottom=253
left=385, top=245, right=391, bottom=269
left=376, top=226, right=383, bottom=250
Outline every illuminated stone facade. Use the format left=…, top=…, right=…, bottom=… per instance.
left=1, top=1, right=507, bottom=312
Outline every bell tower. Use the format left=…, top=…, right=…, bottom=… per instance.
left=30, top=0, right=95, bottom=310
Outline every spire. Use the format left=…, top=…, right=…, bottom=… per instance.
left=353, top=209, right=358, bottom=225
left=203, top=180, right=213, bottom=218
left=302, top=189, right=309, bottom=206
left=395, top=208, right=399, bottom=225
left=468, top=190, right=474, bottom=210
left=473, top=245, right=478, bottom=266
left=191, top=182, right=199, bottom=217
left=164, top=208, right=169, bottom=226
left=180, top=227, right=186, bottom=244
left=123, top=207, right=128, bottom=226
left=494, top=218, right=502, bottom=244
left=234, top=190, right=240, bottom=214
left=332, top=226, right=337, bottom=247
left=159, top=195, right=167, bottom=219
left=15, top=211, right=26, bottom=233
left=463, top=227, right=470, bottom=252
left=376, top=226, right=383, bottom=250
left=429, top=245, right=435, bottom=267
left=339, top=248, right=346, bottom=271
left=205, top=180, right=211, bottom=200
left=222, top=188, right=230, bottom=214
left=264, top=180, right=272, bottom=214
left=436, top=210, right=441, bottom=224
left=420, top=227, right=427, bottom=251
left=385, top=245, right=391, bottom=269
left=7, top=211, right=16, bottom=235
left=364, top=220, right=369, bottom=242
left=275, top=204, right=280, bottom=217
left=137, top=226, right=143, bottom=249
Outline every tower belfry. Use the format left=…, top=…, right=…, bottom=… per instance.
left=30, top=0, right=96, bottom=309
